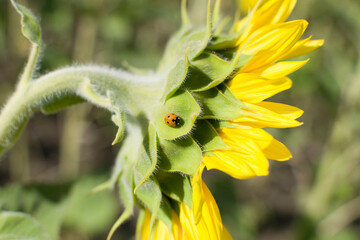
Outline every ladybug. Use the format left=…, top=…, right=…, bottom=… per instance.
left=164, top=113, right=180, bottom=127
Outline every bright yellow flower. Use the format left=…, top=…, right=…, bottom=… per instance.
left=203, top=0, right=324, bottom=179
left=137, top=166, right=231, bottom=240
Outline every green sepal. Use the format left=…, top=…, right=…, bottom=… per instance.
left=110, top=133, right=140, bottom=186
left=158, top=0, right=212, bottom=70
left=186, top=51, right=253, bottom=92
left=107, top=168, right=135, bottom=240
left=154, top=89, right=200, bottom=140
left=192, top=120, right=229, bottom=152
left=134, top=124, right=158, bottom=193
left=185, top=52, right=234, bottom=92
left=10, top=0, right=42, bottom=46
left=135, top=177, right=162, bottom=234
left=207, top=30, right=243, bottom=50
left=161, top=55, right=190, bottom=103
left=157, top=196, right=173, bottom=232
left=158, top=135, right=202, bottom=176
left=108, top=91, right=125, bottom=145
left=40, top=94, right=85, bottom=114
left=157, top=171, right=193, bottom=208
left=192, top=86, right=246, bottom=120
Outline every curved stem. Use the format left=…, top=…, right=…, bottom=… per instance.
left=0, top=66, right=162, bottom=158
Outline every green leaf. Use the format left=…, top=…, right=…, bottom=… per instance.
left=192, top=86, right=246, bottom=120
left=156, top=171, right=193, bottom=207
left=41, top=94, right=85, bottom=114
left=161, top=56, right=190, bottom=103
left=0, top=211, right=52, bottom=240
left=0, top=184, right=71, bottom=240
left=63, top=174, right=118, bottom=236
left=10, top=0, right=42, bottom=45
left=192, top=120, right=228, bottom=152
left=154, top=89, right=200, bottom=140
left=134, top=124, right=158, bottom=192
left=158, top=135, right=202, bottom=176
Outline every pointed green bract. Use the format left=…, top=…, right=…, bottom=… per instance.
left=207, top=30, right=244, bottom=50
left=135, top=177, right=162, bottom=233
left=157, top=171, right=193, bottom=208
left=107, top=168, right=135, bottom=240
left=158, top=135, right=202, bottom=176
left=186, top=51, right=253, bottom=92
left=110, top=133, right=141, bottom=186
left=161, top=55, right=190, bottom=103
left=157, top=197, right=173, bottom=231
left=108, top=92, right=125, bottom=145
left=186, top=52, right=234, bottom=91
left=192, top=120, right=229, bottom=152
left=192, top=86, right=246, bottom=120
left=154, top=89, right=200, bottom=140
left=134, top=124, right=158, bottom=192
left=11, top=0, right=42, bottom=46
left=158, top=0, right=212, bottom=71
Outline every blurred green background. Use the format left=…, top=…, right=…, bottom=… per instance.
left=0, top=0, right=359, bottom=239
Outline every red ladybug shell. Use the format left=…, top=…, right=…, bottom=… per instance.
left=164, top=113, right=180, bottom=127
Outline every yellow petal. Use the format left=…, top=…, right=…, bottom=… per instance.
left=240, top=20, right=308, bottom=72
left=261, top=59, right=309, bottom=79
left=281, top=37, right=325, bottom=60
left=180, top=204, right=200, bottom=240
left=229, top=73, right=292, bottom=103
left=180, top=167, right=232, bottom=239
left=242, top=20, right=307, bottom=54
left=204, top=150, right=269, bottom=179
left=263, top=138, right=292, bottom=161
left=153, top=220, right=171, bottom=240
left=232, top=102, right=302, bottom=128
left=170, top=211, right=184, bottom=240
left=219, top=126, right=291, bottom=161
left=139, top=210, right=152, bottom=240
left=237, top=0, right=297, bottom=43
left=255, top=101, right=303, bottom=119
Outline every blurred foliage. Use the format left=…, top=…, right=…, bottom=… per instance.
left=0, top=0, right=360, bottom=239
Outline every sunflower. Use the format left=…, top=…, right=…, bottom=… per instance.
left=203, top=0, right=324, bottom=179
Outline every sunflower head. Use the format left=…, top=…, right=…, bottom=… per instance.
left=109, top=0, right=323, bottom=238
